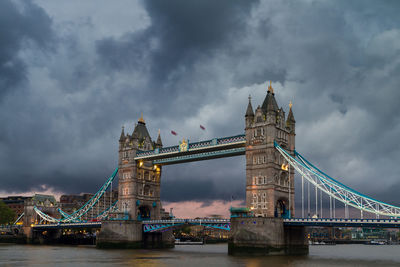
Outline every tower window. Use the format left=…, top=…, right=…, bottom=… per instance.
left=123, top=188, right=129, bottom=195
left=123, top=172, right=131, bottom=179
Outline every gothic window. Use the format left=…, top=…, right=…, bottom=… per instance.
left=144, top=185, right=150, bottom=196
left=274, top=173, right=279, bottom=184
left=258, top=177, right=262, bottom=184
left=261, top=128, right=264, bottom=136
left=263, top=177, right=266, bottom=184
left=253, top=156, right=257, bottom=164
left=122, top=201, right=129, bottom=212
left=123, top=187, right=129, bottom=195
left=144, top=171, right=150, bottom=180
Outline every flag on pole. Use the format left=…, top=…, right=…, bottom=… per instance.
left=200, top=125, right=206, bottom=130
left=171, top=130, right=178, bottom=136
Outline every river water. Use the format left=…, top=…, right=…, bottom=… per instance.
left=0, top=243, right=399, bottom=266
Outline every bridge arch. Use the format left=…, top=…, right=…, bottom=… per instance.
left=138, top=205, right=151, bottom=220
left=275, top=198, right=289, bottom=218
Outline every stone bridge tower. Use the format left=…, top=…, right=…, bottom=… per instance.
left=245, top=83, right=296, bottom=218
left=118, top=114, right=163, bottom=220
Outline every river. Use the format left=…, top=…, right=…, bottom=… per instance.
left=1, top=243, right=399, bottom=266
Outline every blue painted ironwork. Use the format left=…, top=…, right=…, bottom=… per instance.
left=34, top=168, right=118, bottom=223
left=284, top=218, right=400, bottom=228
left=275, top=141, right=400, bottom=218
left=143, top=219, right=231, bottom=232
left=153, top=147, right=245, bottom=165
left=135, top=134, right=245, bottom=160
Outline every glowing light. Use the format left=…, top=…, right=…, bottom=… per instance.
left=281, top=163, right=289, bottom=171
left=139, top=161, right=143, bottom=167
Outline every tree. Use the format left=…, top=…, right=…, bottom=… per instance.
left=0, top=200, right=15, bottom=224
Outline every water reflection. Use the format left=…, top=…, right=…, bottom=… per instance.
left=1, top=243, right=400, bottom=266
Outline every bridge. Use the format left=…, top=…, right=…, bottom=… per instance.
left=6, top=84, right=400, bottom=254
left=142, top=218, right=400, bottom=233
left=135, top=134, right=246, bottom=165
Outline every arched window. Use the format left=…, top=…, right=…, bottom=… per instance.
left=144, top=185, right=150, bottom=196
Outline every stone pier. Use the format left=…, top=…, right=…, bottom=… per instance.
left=228, top=217, right=308, bottom=255
left=96, top=220, right=174, bottom=249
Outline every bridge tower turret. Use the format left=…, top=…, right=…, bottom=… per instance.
left=118, top=114, right=162, bottom=220
left=245, top=82, right=295, bottom=218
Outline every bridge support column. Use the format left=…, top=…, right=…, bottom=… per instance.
left=96, top=220, right=174, bottom=249
left=22, top=226, right=33, bottom=244
left=97, top=220, right=143, bottom=249
left=228, top=217, right=308, bottom=256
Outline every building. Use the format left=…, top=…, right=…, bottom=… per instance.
left=0, top=196, right=29, bottom=221
left=59, top=190, right=118, bottom=220
left=245, top=82, right=296, bottom=217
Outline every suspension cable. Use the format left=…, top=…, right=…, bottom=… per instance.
left=329, top=188, right=332, bottom=218
left=275, top=141, right=400, bottom=218
left=308, top=179, right=310, bottom=217
left=315, top=182, right=318, bottom=217
left=302, top=175, right=304, bottom=218
left=320, top=187, right=323, bottom=218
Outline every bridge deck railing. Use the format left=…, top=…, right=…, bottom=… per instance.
left=135, top=134, right=245, bottom=158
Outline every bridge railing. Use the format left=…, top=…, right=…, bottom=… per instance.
left=135, top=134, right=245, bottom=158
left=144, top=219, right=230, bottom=224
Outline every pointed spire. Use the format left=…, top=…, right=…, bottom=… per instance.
left=261, top=82, right=279, bottom=113
left=286, top=101, right=296, bottom=125
left=267, top=81, right=274, bottom=94
left=245, top=95, right=254, bottom=117
left=138, top=112, right=145, bottom=124
left=119, top=126, right=125, bottom=142
left=156, top=129, right=163, bottom=147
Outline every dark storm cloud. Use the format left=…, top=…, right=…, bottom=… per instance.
left=1, top=0, right=400, bottom=213
left=95, top=0, right=262, bottom=116
left=0, top=0, right=53, bottom=98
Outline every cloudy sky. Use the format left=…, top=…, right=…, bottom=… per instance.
left=1, top=0, right=400, bottom=217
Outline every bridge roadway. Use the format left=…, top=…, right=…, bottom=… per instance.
left=30, top=218, right=400, bottom=231
left=134, top=134, right=246, bottom=165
